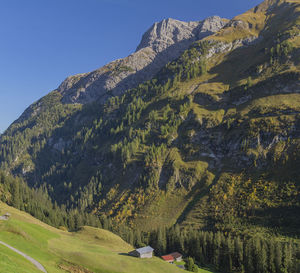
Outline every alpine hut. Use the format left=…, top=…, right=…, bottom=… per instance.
left=0, top=213, right=11, bottom=221
left=129, top=246, right=154, bottom=258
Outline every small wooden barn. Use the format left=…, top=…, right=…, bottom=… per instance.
left=0, top=213, right=11, bottom=221
left=129, top=246, right=154, bottom=258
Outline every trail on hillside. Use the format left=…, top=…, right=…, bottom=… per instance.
left=0, top=240, right=47, bottom=273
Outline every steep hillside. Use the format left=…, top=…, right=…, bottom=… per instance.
left=0, top=0, right=300, bottom=235
left=0, top=202, right=185, bottom=273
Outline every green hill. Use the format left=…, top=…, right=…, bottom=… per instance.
left=0, top=244, right=41, bottom=273
left=0, top=202, right=186, bottom=273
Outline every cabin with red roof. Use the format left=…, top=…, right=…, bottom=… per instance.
left=161, top=252, right=183, bottom=263
left=161, top=255, right=174, bottom=263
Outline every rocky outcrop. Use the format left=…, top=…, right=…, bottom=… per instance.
left=58, top=16, right=227, bottom=104
left=136, top=16, right=227, bottom=53
left=204, top=36, right=262, bottom=59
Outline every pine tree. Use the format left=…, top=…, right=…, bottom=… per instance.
left=156, top=227, right=167, bottom=255
left=234, top=236, right=243, bottom=271
left=245, top=239, right=255, bottom=273
left=259, top=240, right=268, bottom=273
left=213, top=231, right=222, bottom=269
left=128, top=229, right=134, bottom=246
left=275, top=241, right=282, bottom=273
left=185, top=257, right=198, bottom=272
left=11, top=180, right=20, bottom=209
left=282, top=242, right=292, bottom=273
left=134, top=229, right=143, bottom=247
left=196, top=237, right=205, bottom=266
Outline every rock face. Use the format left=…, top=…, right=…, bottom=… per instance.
left=58, top=16, right=227, bottom=104
left=136, top=16, right=226, bottom=53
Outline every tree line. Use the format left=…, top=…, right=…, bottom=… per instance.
left=0, top=171, right=112, bottom=230
left=134, top=226, right=300, bottom=273
left=1, top=170, right=300, bottom=272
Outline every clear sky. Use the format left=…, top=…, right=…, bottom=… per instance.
left=0, top=0, right=263, bottom=133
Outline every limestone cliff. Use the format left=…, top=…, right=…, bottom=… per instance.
left=58, top=16, right=227, bottom=104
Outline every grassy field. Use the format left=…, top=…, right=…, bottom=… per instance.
left=0, top=202, right=185, bottom=273
left=0, top=243, right=41, bottom=273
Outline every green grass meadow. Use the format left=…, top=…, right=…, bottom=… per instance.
left=0, top=202, right=185, bottom=273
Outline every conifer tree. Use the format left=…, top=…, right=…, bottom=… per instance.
left=275, top=241, right=283, bottom=273
left=185, top=257, right=198, bottom=272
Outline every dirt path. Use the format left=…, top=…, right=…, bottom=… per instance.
left=0, top=240, right=47, bottom=272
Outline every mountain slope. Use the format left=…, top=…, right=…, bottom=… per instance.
left=0, top=202, right=185, bottom=273
left=0, top=0, right=300, bottom=234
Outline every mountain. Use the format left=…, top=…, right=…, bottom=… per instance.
left=0, top=0, right=300, bottom=237
left=57, top=16, right=227, bottom=104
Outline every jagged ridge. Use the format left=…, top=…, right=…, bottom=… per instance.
left=56, top=16, right=227, bottom=104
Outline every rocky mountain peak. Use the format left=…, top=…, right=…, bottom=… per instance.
left=56, top=16, right=227, bottom=104
left=136, top=16, right=227, bottom=53
left=135, top=18, right=201, bottom=53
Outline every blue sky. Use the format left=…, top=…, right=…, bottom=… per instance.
left=0, top=0, right=263, bottom=133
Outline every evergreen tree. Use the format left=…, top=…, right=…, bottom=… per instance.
left=185, top=257, right=198, bottom=272
left=213, top=231, right=222, bottom=269
left=234, top=236, right=243, bottom=271
left=275, top=241, right=283, bottom=273
left=11, top=180, right=20, bottom=209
